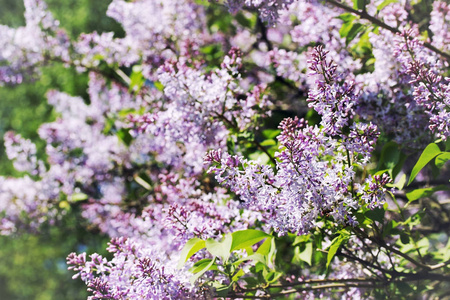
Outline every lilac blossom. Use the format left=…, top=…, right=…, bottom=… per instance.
left=67, top=237, right=196, bottom=299
left=0, top=0, right=69, bottom=84
left=430, top=1, right=450, bottom=52
left=393, top=28, right=450, bottom=140
left=223, top=0, right=296, bottom=25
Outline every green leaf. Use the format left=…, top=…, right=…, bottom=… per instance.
left=233, top=253, right=267, bottom=267
left=189, top=258, right=217, bottom=274
left=400, top=232, right=410, bottom=244
left=326, top=231, right=349, bottom=269
left=339, top=19, right=355, bottom=38
left=435, top=152, right=450, bottom=168
left=206, top=234, right=232, bottom=262
left=408, top=143, right=442, bottom=185
left=231, top=268, right=245, bottom=282
left=262, top=129, right=281, bottom=139
left=259, top=139, right=276, bottom=146
left=134, top=174, right=152, bottom=191
left=263, top=270, right=282, bottom=283
left=392, top=153, right=407, bottom=180
left=336, top=13, right=357, bottom=23
left=365, top=207, right=385, bottom=223
left=189, top=257, right=216, bottom=284
left=248, top=152, right=270, bottom=164
left=153, top=81, right=164, bottom=91
left=297, top=241, right=313, bottom=266
left=345, top=23, right=365, bottom=46
left=129, top=65, right=145, bottom=92
left=292, top=235, right=310, bottom=246
left=353, top=0, right=366, bottom=10
left=377, top=0, right=398, bottom=11
left=231, top=229, right=272, bottom=252
left=178, top=238, right=206, bottom=269
left=256, top=237, right=273, bottom=256
left=117, top=128, right=133, bottom=146
left=69, top=193, right=88, bottom=202
left=406, top=185, right=450, bottom=202
left=387, top=173, right=406, bottom=190
left=378, top=141, right=400, bottom=173
left=211, top=282, right=231, bottom=297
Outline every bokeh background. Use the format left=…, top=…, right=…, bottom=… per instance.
left=0, top=1, right=122, bottom=298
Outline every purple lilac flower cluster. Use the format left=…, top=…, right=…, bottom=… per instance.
left=67, top=237, right=196, bottom=299
left=0, top=0, right=449, bottom=298
left=223, top=0, right=296, bottom=25
left=206, top=46, right=383, bottom=235
left=0, top=0, right=69, bottom=84
left=393, top=28, right=450, bottom=140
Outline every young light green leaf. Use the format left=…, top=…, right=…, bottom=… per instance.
left=377, top=0, right=397, bottom=11
left=134, top=174, right=152, bottom=191
left=70, top=193, right=88, bottom=202
left=189, top=258, right=217, bottom=274
left=345, top=23, right=365, bottom=46
left=256, top=236, right=273, bottom=256
left=189, top=257, right=216, bottom=284
left=178, top=238, right=206, bottom=269
left=435, top=152, right=450, bottom=168
left=408, top=143, right=442, bottom=186
left=326, top=232, right=349, bottom=269
left=206, top=234, right=232, bottom=262
left=230, top=229, right=272, bottom=252
left=297, top=241, right=313, bottom=266
left=231, top=269, right=245, bottom=282
left=339, top=19, right=355, bottom=38
left=259, top=139, right=276, bottom=146
left=387, top=173, right=406, bottom=190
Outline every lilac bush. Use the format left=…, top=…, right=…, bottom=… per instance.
left=1, top=0, right=450, bottom=299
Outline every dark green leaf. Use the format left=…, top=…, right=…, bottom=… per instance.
left=353, top=0, right=366, bottom=10
left=378, top=141, right=400, bottom=172
left=365, top=207, right=385, bottom=222
left=116, top=128, right=133, bottom=146
left=400, top=232, right=410, bottom=244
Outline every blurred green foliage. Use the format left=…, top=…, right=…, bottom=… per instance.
left=0, top=1, right=123, bottom=299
